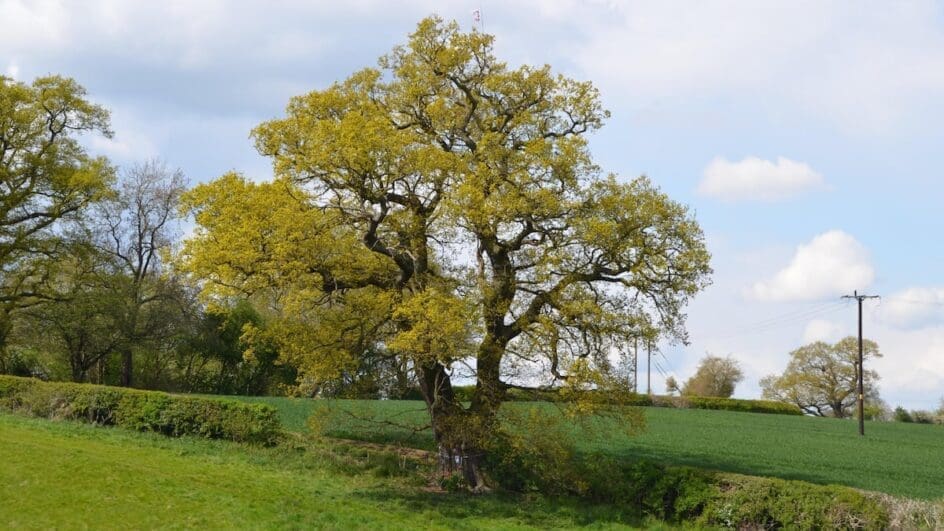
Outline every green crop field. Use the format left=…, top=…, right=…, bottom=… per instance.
left=0, top=413, right=666, bottom=530
left=221, top=396, right=944, bottom=500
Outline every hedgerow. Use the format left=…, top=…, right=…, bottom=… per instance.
left=681, top=396, right=803, bottom=415
left=454, top=385, right=803, bottom=416
left=0, top=375, right=281, bottom=444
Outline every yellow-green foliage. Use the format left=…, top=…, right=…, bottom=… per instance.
left=178, top=173, right=392, bottom=300
left=0, top=375, right=280, bottom=444
left=387, top=286, right=476, bottom=366
left=762, top=337, right=882, bottom=417
left=177, top=17, right=712, bottom=480
left=1, top=75, right=115, bottom=353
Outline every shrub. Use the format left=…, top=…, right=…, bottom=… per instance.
left=894, top=406, right=914, bottom=423
left=0, top=375, right=281, bottom=444
left=698, top=474, right=888, bottom=530
left=580, top=458, right=718, bottom=520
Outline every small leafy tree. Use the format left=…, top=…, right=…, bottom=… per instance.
left=679, top=355, right=743, bottom=398
left=665, top=376, right=680, bottom=395
left=19, top=246, right=125, bottom=382
left=761, top=337, right=881, bottom=418
left=893, top=406, right=913, bottom=423
left=175, top=299, right=292, bottom=395
left=179, top=17, right=711, bottom=489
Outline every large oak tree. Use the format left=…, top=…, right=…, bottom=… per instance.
left=0, top=75, right=114, bottom=365
left=180, top=18, right=711, bottom=488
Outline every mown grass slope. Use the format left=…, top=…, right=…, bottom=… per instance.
left=226, top=396, right=944, bottom=500
left=0, top=413, right=663, bottom=530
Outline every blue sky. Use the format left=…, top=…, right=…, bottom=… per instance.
left=3, top=0, right=943, bottom=409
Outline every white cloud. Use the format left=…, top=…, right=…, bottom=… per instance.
left=83, top=104, right=159, bottom=163
left=802, top=319, right=845, bottom=344
left=568, top=1, right=944, bottom=133
left=6, top=1, right=944, bottom=134
left=876, top=287, right=944, bottom=329
left=750, top=230, right=874, bottom=302
left=870, top=326, right=944, bottom=404
left=698, top=156, right=825, bottom=202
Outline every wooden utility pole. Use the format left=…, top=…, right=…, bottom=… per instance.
left=647, top=339, right=652, bottom=396
left=841, top=290, right=880, bottom=436
left=633, top=337, right=639, bottom=394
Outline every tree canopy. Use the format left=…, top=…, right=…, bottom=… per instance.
left=0, top=75, right=115, bottom=360
left=673, top=355, right=744, bottom=398
left=761, top=337, right=882, bottom=418
left=178, top=17, right=712, bottom=488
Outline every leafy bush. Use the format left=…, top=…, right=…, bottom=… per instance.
left=0, top=375, right=280, bottom=444
left=894, top=406, right=913, bottom=423
left=698, top=474, right=889, bottom=529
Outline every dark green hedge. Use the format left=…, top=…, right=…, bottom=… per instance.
left=0, top=375, right=281, bottom=444
left=444, top=385, right=802, bottom=415
left=680, top=396, right=803, bottom=415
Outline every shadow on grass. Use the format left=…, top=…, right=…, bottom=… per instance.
left=355, top=486, right=656, bottom=529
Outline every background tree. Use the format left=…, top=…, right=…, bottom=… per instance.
left=181, top=17, right=712, bottom=489
left=175, top=298, right=294, bottom=395
left=0, top=75, right=114, bottom=365
left=678, top=355, right=743, bottom=398
left=94, top=160, right=187, bottom=386
left=19, top=244, right=124, bottom=382
left=665, top=376, right=680, bottom=395
left=761, top=337, right=882, bottom=418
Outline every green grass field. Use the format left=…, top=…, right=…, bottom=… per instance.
left=0, top=413, right=669, bottom=530
left=223, top=396, right=944, bottom=500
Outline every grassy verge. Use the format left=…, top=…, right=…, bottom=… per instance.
left=0, top=413, right=668, bottom=530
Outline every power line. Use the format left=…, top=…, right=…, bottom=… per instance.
left=659, top=350, right=676, bottom=374
left=728, top=301, right=848, bottom=332
left=713, top=301, right=850, bottom=340
left=726, top=300, right=847, bottom=332
left=653, top=359, right=668, bottom=378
